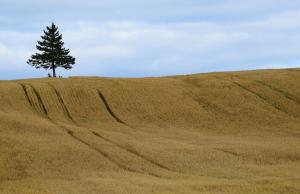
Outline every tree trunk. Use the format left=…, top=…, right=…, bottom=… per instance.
left=52, top=62, right=56, bottom=77
left=52, top=67, right=56, bottom=77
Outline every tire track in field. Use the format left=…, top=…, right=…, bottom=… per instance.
left=96, top=89, right=126, bottom=125
left=92, top=131, right=172, bottom=172
left=19, top=83, right=33, bottom=107
left=231, top=74, right=300, bottom=108
left=19, top=83, right=48, bottom=116
left=20, top=83, right=154, bottom=177
left=30, top=84, right=49, bottom=115
left=47, top=83, right=78, bottom=125
left=213, top=75, right=298, bottom=119
left=214, top=148, right=243, bottom=158
left=64, top=128, right=148, bottom=176
left=181, top=78, right=230, bottom=115
left=95, top=89, right=171, bottom=177
left=195, top=97, right=231, bottom=115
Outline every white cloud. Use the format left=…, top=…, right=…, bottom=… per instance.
left=0, top=44, right=32, bottom=71
left=72, top=45, right=135, bottom=59
left=1, top=1, right=300, bottom=78
left=244, top=11, right=300, bottom=30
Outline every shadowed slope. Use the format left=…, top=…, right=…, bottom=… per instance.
left=0, top=68, right=300, bottom=194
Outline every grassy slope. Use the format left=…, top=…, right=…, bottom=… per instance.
left=0, top=68, right=300, bottom=194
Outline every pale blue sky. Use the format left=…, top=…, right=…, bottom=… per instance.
left=0, top=0, right=300, bottom=79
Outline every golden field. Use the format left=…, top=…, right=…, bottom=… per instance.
left=0, top=68, right=300, bottom=194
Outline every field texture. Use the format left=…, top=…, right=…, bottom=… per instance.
left=0, top=69, right=300, bottom=194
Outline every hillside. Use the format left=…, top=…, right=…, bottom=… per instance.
left=0, top=68, right=300, bottom=194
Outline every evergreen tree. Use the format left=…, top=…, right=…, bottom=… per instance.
left=27, top=23, right=75, bottom=77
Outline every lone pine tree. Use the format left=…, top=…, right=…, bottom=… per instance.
left=27, top=23, right=75, bottom=77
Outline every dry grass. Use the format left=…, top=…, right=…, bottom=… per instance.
left=0, top=68, right=300, bottom=194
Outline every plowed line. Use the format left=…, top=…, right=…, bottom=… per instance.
left=20, top=83, right=162, bottom=178
left=182, top=79, right=228, bottom=114
left=19, top=84, right=33, bottom=107
left=47, top=83, right=78, bottom=125
left=92, top=131, right=172, bottom=172
left=232, top=75, right=300, bottom=107
left=60, top=125, right=156, bottom=177
left=195, top=98, right=230, bottom=115
left=214, top=148, right=242, bottom=158
left=63, top=128, right=148, bottom=176
left=97, top=89, right=126, bottom=125
left=95, top=89, right=170, bottom=176
left=30, top=85, right=48, bottom=115
left=214, top=76, right=297, bottom=118
left=26, top=84, right=48, bottom=116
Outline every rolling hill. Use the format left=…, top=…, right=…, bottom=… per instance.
left=0, top=68, right=300, bottom=194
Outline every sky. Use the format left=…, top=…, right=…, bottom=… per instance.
left=0, top=0, right=300, bottom=79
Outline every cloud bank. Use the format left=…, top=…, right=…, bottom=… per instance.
left=0, top=0, right=300, bottom=79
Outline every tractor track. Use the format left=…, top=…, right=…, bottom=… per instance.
left=19, top=83, right=162, bottom=178
left=92, top=131, right=172, bottom=172
left=29, top=84, right=49, bottom=115
left=181, top=78, right=231, bottom=115
left=213, top=75, right=298, bottom=119
left=214, top=148, right=243, bottom=158
left=47, top=83, right=78, bottom=125
left=64, top=128, right=148, bottom=176
left=95, top=89, right=171, bottom=177
left=19, top=83, right=33, bottom=107
left=19, top=83, right=49, bottom=116
left=231, top=74, right=300, bottom=108
left=96, top=89, right=126, bottom=125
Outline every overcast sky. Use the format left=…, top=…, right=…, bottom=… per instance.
left=0, top=0, right=300, bottom=79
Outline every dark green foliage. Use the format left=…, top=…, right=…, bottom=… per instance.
left=27, top=23, right=75, bottom=77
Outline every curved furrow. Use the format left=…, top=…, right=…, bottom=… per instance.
left=96, top=89, right=126, bottom=125
left=47, top=83, right=78, bottom=126
left=19, top=83, right=33, bottom=107
left=20, top=83, right=48, bottom=117
left=95, top=89, right=171, bottom=177
left=194, top=97, right=231, bottom=115
left=63, top=128, right=151, bottom=177
left=232, top=74, right=300, bottom=107
left=29, top=84, right=49, bottom=116
left=20, top=83, right=161, bottom=178
left=214, top=148, right=243, bottom=158
left=181, top=78, right=229, bottom=115
left=91, top=131, right=172, bottom=172
left=213, top=75, right=298, bottom=119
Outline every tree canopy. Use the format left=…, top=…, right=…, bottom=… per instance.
left=27, top=23, right=75, bottom=77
